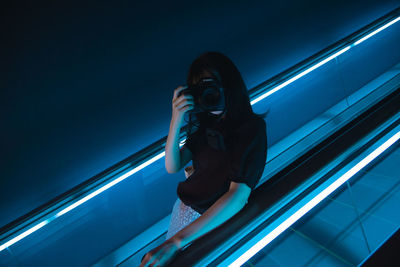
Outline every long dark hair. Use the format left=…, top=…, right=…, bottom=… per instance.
left=185, top=51, right=267, bottom=136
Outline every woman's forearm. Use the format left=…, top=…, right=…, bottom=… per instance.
left=172, top=189, right=246, bottom=248
left=165, top=117, right=183, bottom=173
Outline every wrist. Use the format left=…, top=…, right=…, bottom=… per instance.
left=171, top=112, right=182, bottom=123
left=171, top=116, right=183, bottom=131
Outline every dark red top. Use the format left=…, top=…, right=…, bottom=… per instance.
left=177, top=114, right=268, bottom=214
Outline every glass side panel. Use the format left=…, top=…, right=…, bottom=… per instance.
left=243, top=141, right=400, bottom=267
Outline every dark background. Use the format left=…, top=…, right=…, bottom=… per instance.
left=1, top=0, right=399, bottom=228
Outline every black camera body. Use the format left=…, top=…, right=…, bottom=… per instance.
left=178, top=77, right=226, bottom=115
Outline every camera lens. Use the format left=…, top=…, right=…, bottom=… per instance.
left=203, top=88, right=221, bottom=106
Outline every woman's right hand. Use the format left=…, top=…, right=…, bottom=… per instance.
left=172, top=85, right=195, bottom=123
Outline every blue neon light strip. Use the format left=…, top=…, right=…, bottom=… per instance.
left=250, top=46, right=351, bottom=105
left=228, top=130, right=400, bottom=267
left=354, top=16, right=400, bottom=46
left=0, top=14, right=399, bottom=253
left=56, top=151, right=165, bottom=217
left=0, top=220, right=49, bottom=252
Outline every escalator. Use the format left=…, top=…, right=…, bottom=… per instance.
left=1, top=7, right=400, bottom=267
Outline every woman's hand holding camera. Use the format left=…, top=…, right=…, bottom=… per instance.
left=172, top=85, right=194, bottom=124
left=165, top=85, right=194, bottom=175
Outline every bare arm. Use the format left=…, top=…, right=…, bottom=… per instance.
left=170, top=181, right=251, bottom=248
left=165, top=117, right=183, bottom=173
left=165, top=85, right=195, bottom=173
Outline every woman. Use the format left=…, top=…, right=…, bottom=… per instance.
left=140, top=51, right=267, bottom=267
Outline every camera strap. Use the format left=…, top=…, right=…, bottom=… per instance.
left=205, top=127, right=226, bottom=151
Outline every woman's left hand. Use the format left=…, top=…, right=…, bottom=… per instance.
left=139, top=236, right=183, bottom=267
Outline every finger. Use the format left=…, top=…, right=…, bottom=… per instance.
left=149, top=246, right=171, bottom=267
left=156, top=254, right=172, bottom=266
left=143, top=252, right=156, bottom=267
left=157, top=245, right=179, bottom=266
left=140, top=254, right=149, bottom=267
left=149, top=258, right=161, bottom=267
left=142, top=257, right=150, bottom=267
left=178, top=104, right=194, bottom=114
left=173, top=93, right=193, bottom=106
left=174, top=98, right=194, bottom=111
left=181, top=105, right=194, bottom=113
left=150, top=255, right=168, bottom=267
left=148, top=248, right=165, bottom=267
left=175, top=100, right=194, bottom=112
left=175, top=93, right=194, bottom=105
left=140, top=253, right=148, bottom=265
left=173, top=85, right=188, bottom=100
left=147, top=242, right=178, bottom=267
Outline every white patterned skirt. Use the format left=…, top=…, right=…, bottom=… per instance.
left=165, top=197, right=201, bottom=240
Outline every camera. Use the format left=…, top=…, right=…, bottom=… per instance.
left=177, top=77, right=226, bottom=115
